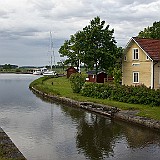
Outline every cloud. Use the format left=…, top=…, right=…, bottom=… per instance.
left=0, top=0, right=160, bottom=66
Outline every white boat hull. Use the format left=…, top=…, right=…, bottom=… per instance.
left=43, top=70, right=57, bottom=76
left=33, top=71, right=42, bottom=75
left=33, top=67, right=47, bottom=75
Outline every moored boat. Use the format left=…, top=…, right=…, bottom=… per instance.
left=43, top=70, right=57, bottom=76
left=43, top=31, right=57, bottom=77
left=33, top=67, right=47, bottom=75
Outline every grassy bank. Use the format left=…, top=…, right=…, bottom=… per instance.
left=30, top=76, right=160, bottom=120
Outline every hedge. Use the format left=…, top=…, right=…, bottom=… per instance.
left=80, top=83, right=160, bottom=106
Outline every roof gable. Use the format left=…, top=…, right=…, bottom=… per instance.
left=86, top=70, right=106, bottom=75
left=66, top=66, right=78, bottom=71
left=125, top=37, right=160, bottom=61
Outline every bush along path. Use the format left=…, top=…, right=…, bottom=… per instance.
left=81, top=83, right=160, bottom=106
left=29, top=76, right=160, bottom=132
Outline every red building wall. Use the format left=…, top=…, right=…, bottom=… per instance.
left=66, top=67, right=78, bottom=78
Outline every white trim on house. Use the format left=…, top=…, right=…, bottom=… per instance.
left=151, top=60, right=154, bottom=89
left=146, top=55, right=149, bottom=60
left=124, top=55, right=127, bottom=61
left=132, top=48, right=139, bottom=60
left=133, top=71, right=139, bottom=83
left=122, top=59, right=124, bottom=85
left=159, top=67, right=160, bottom=85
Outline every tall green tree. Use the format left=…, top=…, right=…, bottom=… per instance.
left=59, top=33, right=82, bottom=70
left=138, top=21, right=160, bottom=39
left=59, top=16, right=122, bottom=74
left=79, top=16, right=122, bottom=75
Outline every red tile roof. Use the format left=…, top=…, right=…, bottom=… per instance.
left=133, top=37, right=160, bottom=61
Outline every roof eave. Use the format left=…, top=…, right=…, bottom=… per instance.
left=125, top=37, right=154, bottom=61
left=133, top=38, right=154, bottom=61
left=124, top=37, right=134, bottom=55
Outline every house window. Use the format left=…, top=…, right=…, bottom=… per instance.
left=124, top=55, right=127, bottom=61
left=133, top=48, right=139, bottom=60
left=146, top=55, right=149, bottom=60
left=133, top=72, right=139, bottom=83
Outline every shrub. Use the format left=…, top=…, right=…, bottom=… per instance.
left=80, top=83, right=160, bottom=107
left=69, top=73, right=86, bottom=93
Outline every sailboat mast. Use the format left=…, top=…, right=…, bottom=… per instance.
left=50, top=31, right=53, bottom=70
left=51, top=54, right=53, bottom=70
left=50, top=31, right=55, bottom=70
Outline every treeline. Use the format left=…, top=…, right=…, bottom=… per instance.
left=0, top=64, right=18, bottom=69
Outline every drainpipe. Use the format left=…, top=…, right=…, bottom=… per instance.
left=153, top=61, right=158, bottom=89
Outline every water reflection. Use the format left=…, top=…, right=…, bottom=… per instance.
left=60, top=105, right=160, bottom=160
left=0, top=74, right=160, bottom=160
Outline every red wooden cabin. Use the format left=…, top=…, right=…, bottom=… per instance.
left=66, top=66, right=78, bottom=78
left=86, top=71, right=107, bottom=83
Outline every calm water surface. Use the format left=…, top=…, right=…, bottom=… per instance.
left=0, top=74, right=160, bottom=160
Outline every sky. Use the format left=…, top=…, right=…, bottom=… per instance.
left=0, top=0, right=160, bottom=67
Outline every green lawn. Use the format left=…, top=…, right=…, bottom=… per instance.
left=30, top=76, right=160, bottom=120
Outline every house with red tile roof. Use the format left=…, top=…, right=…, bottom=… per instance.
left=122, top=37, right=160, bottom=89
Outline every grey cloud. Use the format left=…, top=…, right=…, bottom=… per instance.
left=0, top=28, right=40, bottom=41
left=30, top=0, right=55, bottom=11
left=29, top=0, right=56, bottom=18
left=0, top=9, right=15, bottom=19
left=0, top=0, right=160, bottom=66
left=113, top=0, right=158, bottom=6
left=0, top=10, right=8, bottom=18
left=134, top=0, right=159, bottom=5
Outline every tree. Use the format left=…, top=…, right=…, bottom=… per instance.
left=57, top=59, right=66, bottom=71
left=59, top=34, right=82, bottom=70
left=108, top=47, right=123, bottom=85
left=138, top=21, right=160, bottom=39
left=59, top=16, right=123, bottom=75
left=78, top=16, right=122, bottom=75
left=3, top=64, right=11, bottom=69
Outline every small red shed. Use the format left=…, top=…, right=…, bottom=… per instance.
left=66, top=66, right=78, bottom=78
left=97, top=72, right=107, bottom=83
left=86, top=71, right=108, bottom=83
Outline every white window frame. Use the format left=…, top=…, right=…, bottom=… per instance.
left=159, top=68, right=160, bottom=85
left=132, top=48, right=139, bottom=60
left=133, top=72, right=139, bottom=83
left=146, top=55, right=149, bottom=60
left=124, top=55, right=127, bottom=61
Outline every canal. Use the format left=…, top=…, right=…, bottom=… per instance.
left=0, top=74, right=160, bottom=160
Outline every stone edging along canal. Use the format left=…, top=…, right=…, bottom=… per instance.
left=0, top=127, right=26, bottom=159
left=30, top=87, right=160, bottom=132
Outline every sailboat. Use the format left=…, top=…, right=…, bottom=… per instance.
left=33, top=67, right=47, bottom=75
left=43, top=31, right=57, bottom=76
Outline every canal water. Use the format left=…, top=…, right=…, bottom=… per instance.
left=0, top=74, right=160, bottom=160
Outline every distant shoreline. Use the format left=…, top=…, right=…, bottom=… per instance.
left=0, top=72, right=33, bottom=74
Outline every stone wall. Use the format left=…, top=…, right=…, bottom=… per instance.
left=0, top=127, right=26, bottom=159
left=30, top=87, right=160, bottom=131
